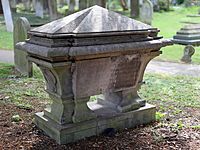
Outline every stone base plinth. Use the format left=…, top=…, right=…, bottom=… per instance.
left=34, top=103, right=156, bottom=144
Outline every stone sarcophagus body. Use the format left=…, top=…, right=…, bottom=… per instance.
left=17, top=6, right=172, bottom=144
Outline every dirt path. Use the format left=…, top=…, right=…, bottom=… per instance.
left=0, top=49, right=14, bottom=64
left=146, top=60, right=200, bottom=77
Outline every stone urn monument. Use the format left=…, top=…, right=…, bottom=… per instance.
left=17, top=6, right=172, bottom=144
left=173, top=24, right=200, bottom=63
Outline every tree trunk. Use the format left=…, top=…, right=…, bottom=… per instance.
left=88, top=0, right=94, bottom=7
left=120, top=0, right=128, bottom=11
left=167, top=0, right=170, bottom=11
left=69, top=0, right=75, bottom=13
left=10, top=0, right=17, bottom=12
left=130, top=0, right=139, bottom=18
left=43, top=0, right=49, bottom=13
left=79, top=0, right=87, bottom=10
left=48, top=0, right=58, bottom=20
left=0, top=0, right=3, bottom=14
left=22, top=0, right=31, bottom=11
left=95, top=0, right=106, bottom=8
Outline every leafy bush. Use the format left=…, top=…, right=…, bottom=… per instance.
left=158, top=0, right=170, bottom=11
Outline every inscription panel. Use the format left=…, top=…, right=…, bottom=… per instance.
left=111, top=56, right=141, bottom=90
left=73, top=55, right=141, bottom=98
left=73, top=58, right=113, bottom=98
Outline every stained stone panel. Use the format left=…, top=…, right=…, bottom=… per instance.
left=72, top=58, right=112, bottom=98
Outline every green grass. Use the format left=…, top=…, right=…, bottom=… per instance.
left=0, top=63, right=49, bottom=109
left=152, top=6, right=200, bottom=63
left=139, top=73, right=200, bottom=127
left=0, top=63, right=14, bottom=78
left=0, top=24, right=13, bottom=50
left=139, top=73, right=200, bottom=108
left=0, top=12, right=50, bottom=50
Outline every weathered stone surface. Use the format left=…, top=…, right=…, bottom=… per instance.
left=23, top=5, right=159, bottom=48
left=173, top=24, right=200, bottom=46
left=2, top=0, right=13, bottom=32
left=181, top=45, right=195, bottom=63
left=31, top=5, right=152, bottom=34
left=34, top=103, right=156, bottom=144
left=173, top=24, right=200, bottom=63
left=14, top=17, right=33, bottom=77
left=140, top=0, right=153, bottom=25
left=17, top=6, right=173, bottom=144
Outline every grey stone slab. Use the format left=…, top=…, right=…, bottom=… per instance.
left=2, top=0, right=13, bottom=32
left=173, top=24, right=200, bottom=46
left=14, top=17, right=33, bottom=77
left=0, top=50, right=14, bottom=64
left=34, top=103, right=156, bottom=144
left=31, top=5, right=152, bottom=34
left=16, top=39, right=172, bottom=58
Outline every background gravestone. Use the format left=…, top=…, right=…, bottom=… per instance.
left=79, top=0, right=87, bottom=10
left=140, top=0, right=153, bottom=25
left=2, top=0, right=13, bottom=32
left=14, top=17, right=33, bottom=77
left=35, top=0, right=44, bottom=18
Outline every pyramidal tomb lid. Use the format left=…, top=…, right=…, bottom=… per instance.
left=30, top=5, right=155, bottom=37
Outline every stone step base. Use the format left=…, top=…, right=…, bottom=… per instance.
left=34, top=103, right=156, bottom=144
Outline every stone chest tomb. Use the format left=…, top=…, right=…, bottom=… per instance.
left=17, top=6, right=172, bottom=144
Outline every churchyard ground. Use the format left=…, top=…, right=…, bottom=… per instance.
left=0, top=4, right=200, bottom=149
left=0, top=63, right=199, bottom=149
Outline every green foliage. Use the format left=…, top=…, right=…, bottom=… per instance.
left=0, top=63, right=13, bottom=78
left=33, top=64, right=44, bottom=79
left=158, top=0, right=170, bottom=11
left=176, top=120, right=184, bottom=129
left=191, top=125, right=200, bottom=129
left=156, top=112, right=166, bottom=121
left=15, top=102, right=33, bottom=110
left=11, top=114, right=22, bottom=122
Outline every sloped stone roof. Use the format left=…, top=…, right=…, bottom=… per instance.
left=31, top=5, right=152, bottom=35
